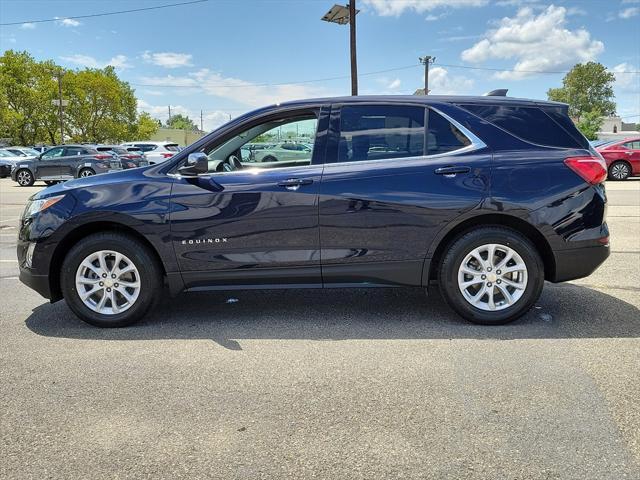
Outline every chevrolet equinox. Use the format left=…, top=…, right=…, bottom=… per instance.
left=17, top=96, right=610, bottom=327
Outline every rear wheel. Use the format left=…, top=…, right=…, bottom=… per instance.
left=608, top=161, right=631, bottom=181
left=438, top=227, right=544, bottom=325
left=79, top=168, right=95, bottom=178
left=61, top=232, right=163, bottom=327
left=16, top=169, right=34, bottom=187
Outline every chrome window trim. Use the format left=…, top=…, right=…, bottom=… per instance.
left=428, top=106, right=487, bottom=156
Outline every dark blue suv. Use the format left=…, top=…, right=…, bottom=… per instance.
left=17, top=95, right=610, bottom=327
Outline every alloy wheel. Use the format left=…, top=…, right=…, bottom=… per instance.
left=611, top=163, right=630, bottom=180
left=17, top=171, right=32, bottom=186
left=75, top=250, right=141, bottom=315
left=457, top=243, right=528, bottom=311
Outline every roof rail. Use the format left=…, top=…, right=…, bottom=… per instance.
left=484, top=89, right=508, bottom=97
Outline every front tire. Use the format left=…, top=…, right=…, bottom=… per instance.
left=78, top=168, right=95, bottom=178
left=16, top=169, right=34, bottom=187
left=61, top=232, right=163, bottom=327
left=438, top=227, right=544, bottom=325
left=608, top=161, right=631, bottom=181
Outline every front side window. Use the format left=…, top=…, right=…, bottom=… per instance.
left=427, top=109, right=472, bottom=155
left=201, top=115, right=318, bottom=174
left=41, top=147, right=64, bottom=160
left=338, top=105, right=425, bottom=163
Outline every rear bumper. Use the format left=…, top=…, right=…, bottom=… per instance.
left=550, top=243, right=610, bottom=282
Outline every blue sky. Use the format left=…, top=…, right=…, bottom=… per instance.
left=1, top=0, right=638, bottom=130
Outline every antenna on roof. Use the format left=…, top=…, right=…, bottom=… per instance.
left=484, top=89, right=508, bottom=97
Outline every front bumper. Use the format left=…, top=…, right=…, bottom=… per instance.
left=19, top=267, right=52, bottom=299
left=550, top=243, right=610, bottom=282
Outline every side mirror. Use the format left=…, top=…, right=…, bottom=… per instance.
left=178, top=152, right=208, bottom=177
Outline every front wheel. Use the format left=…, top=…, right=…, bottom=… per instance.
left=78, top=168, right=95, bottom=178
left=61, top=232, right=163, bottom=327
left=608, top=161, right=631, bottom=181
left=438, top=227, right=544, bottom=325
left=16, top=169, right=34, bottom=187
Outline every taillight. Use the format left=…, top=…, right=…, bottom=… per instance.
left=564, top=156, right=607, bottom=185
left=94, top=154, right=112, bottom=160
left=161, top=153, right=173, bottom=158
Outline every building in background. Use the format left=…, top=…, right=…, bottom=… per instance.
left=150, top=127, right=206, bottom=147
left=598, top=116, right=639, bottom=141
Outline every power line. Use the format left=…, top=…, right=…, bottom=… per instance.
left=0, top=0, right=209, bottom=26
left=437, top=62, right=640, bottom=75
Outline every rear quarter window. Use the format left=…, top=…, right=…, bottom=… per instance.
left=459, top=104, right=589, bottom=149
left=165, top=144, right=180, bottom=152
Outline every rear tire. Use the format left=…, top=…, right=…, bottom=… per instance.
left=438, top=227, right=544, bottom=325
left=78, top=168, right=95, bottom=178
left=16, top=169, right=34, bottom=187
left=608, top=161, right=631, bottom=181
left=61, top=232, right=163, bottom=327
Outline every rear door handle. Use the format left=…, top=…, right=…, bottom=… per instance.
left=277, top=178, right=314, bottom=190
left=434, top=166, right=471, bottom=176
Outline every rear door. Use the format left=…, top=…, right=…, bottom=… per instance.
left=319, top=103, right=491, bottom=286
left=62, top=146, right=91, bottom=177
left=622, top=140, right=640, bottom=174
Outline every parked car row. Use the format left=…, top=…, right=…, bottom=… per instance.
left=1, top=141, right=179, bottom=186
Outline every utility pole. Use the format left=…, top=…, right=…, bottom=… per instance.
left=168, top=105, right=172, bottom=125
left=419, top=56, right=435, bottom=95
left=349, top=0, right=358, bottom=96
left=200, top=110, right=203, bottom=131
left=56, top=71, right=64, bottom=143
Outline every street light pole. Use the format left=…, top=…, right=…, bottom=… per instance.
left=321, top=2, right=360, bottom=96
left=349, top=0, right=358, bottom=96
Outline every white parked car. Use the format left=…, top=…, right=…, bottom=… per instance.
left=120, top=141, right=180, bottom=165
left=2, top=146, right=40, bottom=158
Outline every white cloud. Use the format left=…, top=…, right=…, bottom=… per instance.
left=361, top=0, right=487, bottom=16
left=142, top=51, right=193, bottom=69
left=388, top=78, right=401, bottom=89
left=138, top=69, right=332, bottom=107
left=428, top=67, right=474, bottom=94
left=56, top=17, right=81, bottom=27
left=612, top=63, right=640, bottom=91
left=20, top=22, right=35, bottom=29
left=60, top=54, right=131, bottom=69
left=461, top=6, right=604, bottom=80
left=619, top=7, right=639, bottom=18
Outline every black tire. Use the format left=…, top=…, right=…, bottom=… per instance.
left=78, top=168, right=95, bottom=178
left=44, top=180, right=58, bottom=186
left=16, top=169, right=34, bottom=187
left=261, top=155, right=277, bottom=163
left=61, top=232, right=163, bottom=327
left=438, top=226, right=544, bottom=325
left=608, top=161, right=631, bottom=181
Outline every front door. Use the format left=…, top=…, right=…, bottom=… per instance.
left=319, top=103, right=492, bottom=286
left=170, top=108, right=329, bottom=289
left=36, top=146, right=65, bottom=178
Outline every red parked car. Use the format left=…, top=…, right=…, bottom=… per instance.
left=597, top=137, right=640, bottom=180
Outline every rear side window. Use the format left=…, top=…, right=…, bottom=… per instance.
left=624, top=141, right=640, bottom=150
left=136, top=144, right=157, bottom=152
left=65, top=147, right=85, bottom=156
left=338, top=105, right=425, bottom=163
left=427, top=109, right=471, bottom=155
left=459, top=104, right=588, bottom=149
left=165, top=144, right=180, bottom=152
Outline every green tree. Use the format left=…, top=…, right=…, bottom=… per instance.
left=135, top=112, right=159, bottom=140
left=0, top=50, right=60, bottom=145
left=547, top=62, right=616, bottom=119
left=166, top=113, right=198, bottom=130
left=575, top=110, right=604, bottom=140
left=63, top=66, right=138, bottom=143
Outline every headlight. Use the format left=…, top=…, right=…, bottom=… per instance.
left=23, top=195, right=65, bottom=218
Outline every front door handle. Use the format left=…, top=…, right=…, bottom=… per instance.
left=434, top=166, right=471, bottom=176
left=277, top=178, right=313, bottom=191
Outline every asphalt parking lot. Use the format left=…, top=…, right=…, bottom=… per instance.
left=1, top=177, right=639, bottom=479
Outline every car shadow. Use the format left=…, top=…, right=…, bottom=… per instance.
left=24, top=282, right=639, bottom=350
